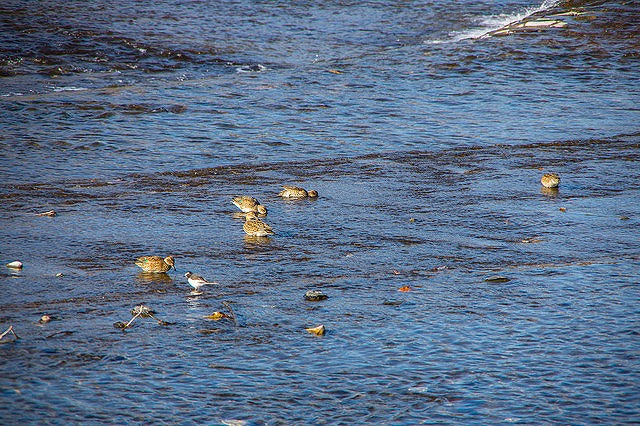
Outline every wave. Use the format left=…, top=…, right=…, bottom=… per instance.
left=427, top=0, right=561, bottom=44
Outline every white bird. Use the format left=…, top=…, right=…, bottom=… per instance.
left=184, top=271, right=218, bottom=292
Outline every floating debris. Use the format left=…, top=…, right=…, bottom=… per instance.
left=383, top=300, right=404, bottom=306
left=115, top=304, right=171, bottom=330
left=39, top=315, right=52, bottom=324
left=205, top=312, right=230, bottom=321
left=559, top=207, right=567, bottom=212
left=130, top=305, right=155, bottom=317
left=0, top=325, right=19, bottom=341
left=520, top=237, right=543, bottom=244
left=36, top=209, right=56, bottom=217
left=55, top=272, right=64, bottom=277
left=222, top=301, right=238, bottom=326
left=305, top=324, right=326, bottom=336
left=398, top=285, right=412, bottom=292
left=6, top=261, right=23, bottom=269
left=204, top=302, right=239, bottom=325
left=486, top=19, right=566, bottom=38
left=484, top=275, right=511, bottom=283
left=328, top=69, right=343, bottom=75
left=620, top=215, right=630, bottom=221
left=304, top=290, right=328, bottom=301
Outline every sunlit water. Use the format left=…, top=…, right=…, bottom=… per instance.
left=1, top=0, right=639, bottom=424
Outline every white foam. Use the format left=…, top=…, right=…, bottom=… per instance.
left=51, top=86, right=89, bottom=92
left=427, top=0, right=560, bottom=44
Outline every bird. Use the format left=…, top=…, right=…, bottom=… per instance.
left=278, top=185, right=318, bottom=199
left=243, top=211, right=275, bottom=237
left=135, top=256, right=175, bottom=273
left=541, top=173, right=560, bottom=188
left=232, top=196, right=267, bottom=215
left=184, top=271, right=218, bottom=292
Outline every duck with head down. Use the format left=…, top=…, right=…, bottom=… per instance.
left=278, top=185, right=318, bottom=199
left=243, top=211, right=275, bottom=237
left=232, top=195, right=267, bottom=215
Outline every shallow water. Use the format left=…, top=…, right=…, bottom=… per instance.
left=1, top=0, right=639, bottom=424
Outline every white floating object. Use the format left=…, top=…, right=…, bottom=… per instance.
left=6, top=261, right=23, bottom=269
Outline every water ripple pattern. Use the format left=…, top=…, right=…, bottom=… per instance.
left=1, top=0, right=639, bottom=424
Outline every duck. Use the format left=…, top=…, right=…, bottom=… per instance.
left=278, top=185, right=318, bottom=199
left=232, top=195, right=267, bottom=215
left=541, top=173, right=560, bottom=188
left=135, top=256, right=176, bottom=273
left=243, top=211, right=275, bottom=237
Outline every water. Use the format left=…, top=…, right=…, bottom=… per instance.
left=1, top=0, right=639, bottom=424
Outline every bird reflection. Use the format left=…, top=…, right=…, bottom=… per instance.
left=136, top=271, right=174, bottom=285
left=243, top=235, right=273, bottom=249
left=540, top=186, right=559, bottom=197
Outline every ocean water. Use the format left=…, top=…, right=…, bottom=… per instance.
left=1, top=0, right=639, bottom=424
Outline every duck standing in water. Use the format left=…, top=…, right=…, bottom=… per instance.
left=243, top=211, right=275, bottom=237
left=135, top=256, right=176, bottom=273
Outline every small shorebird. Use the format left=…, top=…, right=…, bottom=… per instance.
left=541, top=173, right=560, bottom=188
left=243, top=211, right=275, bottom=237
left=232, top=196, right=267, bottom=215
left=184, top=271, right=218, bottom=292
left=135, top=256, right=175, bottom=273
left=278, top=185, right=318, bottom=199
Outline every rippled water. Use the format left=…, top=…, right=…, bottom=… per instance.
left=1, top=0, right=639, bottom=424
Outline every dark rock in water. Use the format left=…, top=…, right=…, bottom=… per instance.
left=484, top=275, right=511, bottom=283
left=304, top=290, right=328, bottom=301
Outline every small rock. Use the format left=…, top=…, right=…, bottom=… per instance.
left=6, top=261, right=23, bottom=269
left=304, top=290, right=328, bottom=301
left=484, top=275, right=510, bottom=283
